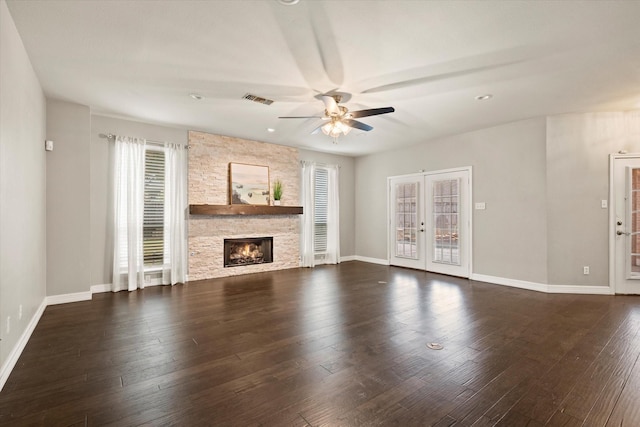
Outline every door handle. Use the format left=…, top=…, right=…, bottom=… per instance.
left=617, top=230, right=630, bottom=236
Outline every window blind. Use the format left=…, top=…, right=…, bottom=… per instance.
left=314, top=168, right=329, bottom=253
left=143, top=149, right=165, bottom=266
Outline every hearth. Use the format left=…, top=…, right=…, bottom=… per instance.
left=224, top=237, right=273, bottom=267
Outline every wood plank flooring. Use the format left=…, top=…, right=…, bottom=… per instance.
left=2, top=261, right=640, bottom=426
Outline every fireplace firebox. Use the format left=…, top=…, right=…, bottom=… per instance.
left=224, top=237, right=273, bottom=267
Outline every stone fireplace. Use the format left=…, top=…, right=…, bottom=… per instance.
left=224, top=237, right=273, bottom=267
left=188, top=131, right=300, bottom=280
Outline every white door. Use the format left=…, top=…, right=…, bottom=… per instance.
left=612, top=156, right=640, bottom=294
left=426, top=170, right=470, bottom=277
left=388, top=168, right=471, bottom=277
left=389, top=175, right=425, bottom=269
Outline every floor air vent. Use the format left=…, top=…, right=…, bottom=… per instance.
left=242, top=93, right=274, bottom=105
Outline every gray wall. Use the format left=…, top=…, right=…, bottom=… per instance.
left=355, top=118, right=549, bottom=284
left=46, top=99, right=91, bottom=296
left=90, top=115, right=188, bottom=286
left=546, top=112, right=640, bottom=286
left=298, top=149, right=356, bottom=258
left=0, top=0, right=47, bottom=371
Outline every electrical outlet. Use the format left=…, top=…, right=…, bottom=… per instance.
left=6, top=316, right=10, bottom=334
left=18, top=304, right=22, bottom=320
left=583, top=266, right=590, bottom=275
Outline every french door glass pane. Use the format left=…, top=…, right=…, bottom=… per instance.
left=433, top=178, right=461, bottom=265
left=395, top=182, right=418, bottom=259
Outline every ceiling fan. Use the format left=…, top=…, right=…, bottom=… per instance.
left=278, top=94, right=395, bottom=142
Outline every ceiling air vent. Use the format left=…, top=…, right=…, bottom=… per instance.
left=242, top=93, right=274, bottom=106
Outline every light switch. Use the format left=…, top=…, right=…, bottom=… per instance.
left=475, top=202, right=486, bottom=210
left=601, top=200, right=608, bottom=209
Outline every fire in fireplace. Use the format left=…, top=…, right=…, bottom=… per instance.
left=224, top=237, right=273, bottom=267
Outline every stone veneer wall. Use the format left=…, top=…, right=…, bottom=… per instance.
left=188, top=131, right=300, bottom=280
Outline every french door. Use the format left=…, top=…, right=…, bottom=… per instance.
left=389, top=168, right=471, bottom=278
left=611, top=156, right=640, bottom=294
left=388, top=175, right=426, bottom=269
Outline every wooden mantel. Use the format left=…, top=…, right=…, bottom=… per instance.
left=189, top=204, right=303, bottom=216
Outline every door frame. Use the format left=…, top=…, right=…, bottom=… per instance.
left=387, top=166, right=473, bottom=277
left=609, top=153, right=640, bottom=294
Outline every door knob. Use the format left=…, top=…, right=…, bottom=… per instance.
left=617, top=230, right=630, bottom=236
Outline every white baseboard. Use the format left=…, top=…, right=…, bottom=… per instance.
left=470, top=273, right=613, bottom=295
left=45, top=291, right=92, bottom=306
left=340, top=255, right=357, bottom=262
left=353, top=255, right=390, bottom=265
left=545, top=284, right=613, bottom=295
left=471, top=274, right=548, bottom=293
left=90, top=283, right=112, bottom=294
left=0, top=299, right=46, bottom=391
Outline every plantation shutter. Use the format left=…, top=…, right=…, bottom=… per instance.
left=314, top=168, right=329, bottom=253
left=144, top=149, right=165, bottom=266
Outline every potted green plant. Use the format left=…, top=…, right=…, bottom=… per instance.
left=273, top=179, right=283, bottom=205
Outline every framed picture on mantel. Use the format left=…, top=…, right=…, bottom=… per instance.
left=229, top=162, right=270, bottom=205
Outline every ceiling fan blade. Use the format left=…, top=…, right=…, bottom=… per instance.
left=278, top=116, right=325, bottom=119
left=349, top=107, right=395, bottom=119
left=322, top=95, right=340, bottom=116
left=343, top=119, right=373, bottom=132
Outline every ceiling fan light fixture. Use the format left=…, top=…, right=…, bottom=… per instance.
left=339, top=122, right=352, bottom=135
left=321, top=120, right=351, bottom=138
left=279, top=93, right=394, bottom=142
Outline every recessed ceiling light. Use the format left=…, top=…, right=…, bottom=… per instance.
left=475, top=94, right=493, bottom=101
left=277, top=0, right=299, bottom=5
left=267, top=128, right=275, bottom=133
left=189, top=93, right=204, bottom=100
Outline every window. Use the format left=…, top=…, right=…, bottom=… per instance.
left=314, top=167, right=329, bottom=253
left=113, top=136, right=187, bottom=290
left=143, top=149, right=165, bottom=266
left=301, top=161, right=340, bottom=267
left=116, top=147, right=166, bottom=270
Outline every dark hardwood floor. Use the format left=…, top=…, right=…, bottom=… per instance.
left=2, top=261, right=640, bottom=426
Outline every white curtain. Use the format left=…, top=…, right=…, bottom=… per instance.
left=112, top=137, right=188, bottom=291
left=112, top=136, right=146, bottom=292
left=325, top=164, right=341, bottom=264
left=162, top=143, right=188, bottom=285
left=300, top=161, right=316, bottom=267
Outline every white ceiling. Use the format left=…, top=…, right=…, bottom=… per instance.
left=7, top=0, right=640, bottom=156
